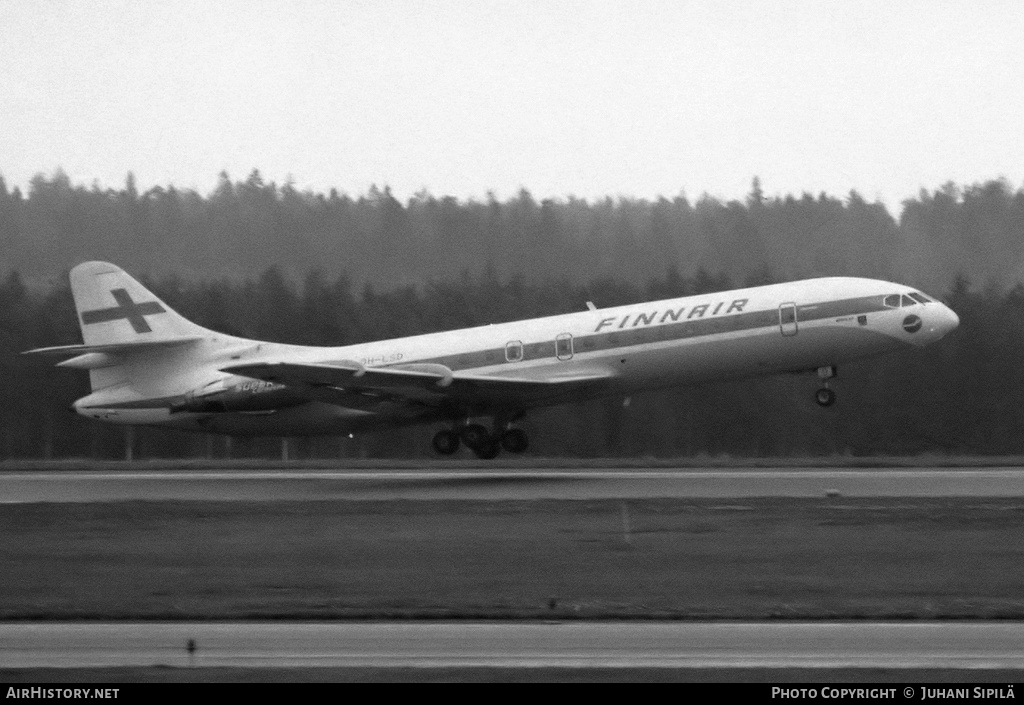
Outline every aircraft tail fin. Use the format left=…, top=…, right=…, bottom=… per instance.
left=22, top=262, right=234, bottom=394
left=69, top=261, right=214, bottom=345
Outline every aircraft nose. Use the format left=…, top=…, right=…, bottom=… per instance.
left=945, top=305, right=960, bottom=331
left=932, top=303, right=960, bottom=338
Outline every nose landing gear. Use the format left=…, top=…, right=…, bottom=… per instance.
left=815, top=387, right=836, bottom=407
left=815, top=365, right=837, bottom=407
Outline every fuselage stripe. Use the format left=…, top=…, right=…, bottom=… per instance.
left=404, top=294, right=894, bottom=373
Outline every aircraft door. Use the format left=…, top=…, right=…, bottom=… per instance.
left=779, top=303, right=798, bottom=337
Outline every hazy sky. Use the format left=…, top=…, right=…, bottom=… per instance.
left=3, top=0, right=1023, bottom=208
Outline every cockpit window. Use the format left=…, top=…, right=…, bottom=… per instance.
left=885, top=293, right=931, bottom=308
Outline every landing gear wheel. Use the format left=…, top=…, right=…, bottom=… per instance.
left=501, top=428, right=529, bottom=453
left=815, top=387, right=836, bottom=407
left=472, top=440, right=501, bottom=459
left=460, top=424, right=490, bottom=449
left=432, top=429, right=460, bottom=455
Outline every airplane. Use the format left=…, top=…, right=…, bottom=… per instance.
left=25, top=261, right=959, bottom=458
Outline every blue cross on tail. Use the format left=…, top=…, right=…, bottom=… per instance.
left=80, top=289, right=166, bottom=333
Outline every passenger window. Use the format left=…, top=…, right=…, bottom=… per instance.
left=883, top=294, right=901, bottom=308
left=555, top=333, right=573, bottom=361
left=505, top=341, right=523, bottom=362
left=901, top=294, right=916, bottom=307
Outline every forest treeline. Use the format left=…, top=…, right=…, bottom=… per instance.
left=0, top=265, right=1019, bottom=459
left=3, top=170, right=1024, bottom=458
left=2, top=170, right=1024, bottom=294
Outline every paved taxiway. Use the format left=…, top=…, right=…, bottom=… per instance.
left=3, top=468, right=1024, bottom=502
left=4, top=622, right=1024, bottom=669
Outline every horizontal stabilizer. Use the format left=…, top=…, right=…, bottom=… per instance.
left=23, top=337, right=203, bottom=357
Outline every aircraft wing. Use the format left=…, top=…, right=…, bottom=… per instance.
left=221, top=361, right=614, bottom=412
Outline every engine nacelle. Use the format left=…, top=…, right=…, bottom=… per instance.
left=171, top=376, right=305, bottom=414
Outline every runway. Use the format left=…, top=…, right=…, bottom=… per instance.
left=3, top=622, right=1024, bottom=669
left=5, top=468, right=1024, bottom=679
left=3, top=467, right=1024, bottom=502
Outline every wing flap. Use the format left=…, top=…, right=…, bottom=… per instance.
left=222, top=361, right=615, bottom=410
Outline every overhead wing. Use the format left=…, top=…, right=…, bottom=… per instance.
left=221, top=360, right=614, bottom=413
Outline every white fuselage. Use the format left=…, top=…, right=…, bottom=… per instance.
left=73, top=276, right=959, bottom=436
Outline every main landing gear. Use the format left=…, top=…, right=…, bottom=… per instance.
left=432, top=423, right=529, bottom=459
left=815, top=365, right=837, bottom=407
left=431, top=429, right=461, bottom=455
